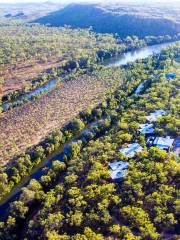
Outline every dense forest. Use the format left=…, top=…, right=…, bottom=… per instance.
left=0, top=43, right=179, bottom=240
left=0, top=2, right=179, bottom=239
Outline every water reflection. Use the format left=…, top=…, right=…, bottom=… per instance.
left=103, top=42, right=175, bottom=66
left=3, top=79, right=58, bottom=111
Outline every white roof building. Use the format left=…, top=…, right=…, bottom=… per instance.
left=109, top=161, right=129, bottom=180
left=135, top=80, right=147, bottom=94
left=119, top=143, right=143, bottom=158
left=146, top=110, right=166, bottom=122
left=139, top=123, right=154, bottom=134
left=153, top=136, right=174, bottom=150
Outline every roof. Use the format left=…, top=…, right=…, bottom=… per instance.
left=165, top=73, right=176, bottom=80
left=109, top=161, right=129, bottom=180
left=109, top=161, right=129, bottom=171
left=110, top=169, right=128, bottom=180
left=146, top=109, right=166, bottom=122
left=154, top=136, right=174, bottom=150
left=139, top=123, right=154, bottom=134
left=135, top=80, right=147, bottom=94
left=119, top=143, right=143, bottom=158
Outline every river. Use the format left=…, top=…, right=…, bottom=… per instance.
left=103, top=41, right=176, bottom=66
left=0, top=40, right=177, bottom=219
left=0, top=119, right=101, bottom=220
left=2, top=41, right=176, bottom=112
left=3, top=79, right=58, bottom=112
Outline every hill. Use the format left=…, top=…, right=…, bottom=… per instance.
left=0, top=2, right=63, bottom=21
left=35, top=3, right=180, bottom=38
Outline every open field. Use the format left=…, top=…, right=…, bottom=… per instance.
left=1, top=59, right=63, bottom=96
left=0, top=67, right=124, bottom=165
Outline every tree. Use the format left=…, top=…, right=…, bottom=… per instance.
left=10, top=201, right=29, bottom=219
left=120, top=206, right=159, bottom=239
left=44, top=212, right=64, bottom=231
left=70, top=119, right=85, bottom=134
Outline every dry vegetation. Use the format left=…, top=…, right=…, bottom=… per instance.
left=0, top=24, right=122, bottom=96
left=1, top=60, right=63, bottom=96
left=0, top=67, right=124, bottom=165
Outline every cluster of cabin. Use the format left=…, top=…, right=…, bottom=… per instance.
left=109, top=72, right=178, bottom=181
left=109, top=107, right=178, bottom=181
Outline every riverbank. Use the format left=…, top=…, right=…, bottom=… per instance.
left=0, top=67, right=124, bottom=166
left=2, top=78, right=60, bottom=112
left=102, top=41, right=178, bottom=66
left=2, top=40, right=177, bottom=113
left=0, top=75, right=148, bottom=220
left=2, top=40, right=178, bottom=219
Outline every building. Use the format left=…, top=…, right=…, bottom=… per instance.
left=109, top=161, right=129, bottom=180
left=153, top=136, right=174, bottom=150
left=119, top=143, right=143, bottom=158
left=165, top=73, right=176, bottom=80
left=139, top=123, right=154, bottom=134
left=146, top=109, right=166, bottom=122
left=135, top=80, right=147, bottom=94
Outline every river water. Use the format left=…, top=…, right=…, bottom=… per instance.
left=103, top=41, right=176, bottom=66
left=2, top=41, right=176, bottom=112
left=3, top=79, right=58, bottom=111
left=0, top=41, right=177, bottom=219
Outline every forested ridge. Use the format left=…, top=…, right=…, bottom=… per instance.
left=0, top=44, right=179, bottom=240
left=36, top=3, right=180, bottom=38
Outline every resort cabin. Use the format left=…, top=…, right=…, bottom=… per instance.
left=109, top=161, right=129, bottom=180
left=135, top=80, right=147, bottom=94
left=139, top=123, right=154, bottom=135
left=119, top=143, right=143, bottom=158
left=165, top=73, right=176, bottom=80
left=153, top=136, right=174, bottom=150
left=146, top=109, right=166, bottom=122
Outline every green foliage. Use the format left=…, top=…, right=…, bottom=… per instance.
left=1, top=43, right=179, bottom=240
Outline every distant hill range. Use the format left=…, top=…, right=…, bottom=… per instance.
left=1, top=2, right=63, bottom=21
left=35, top=3, right=180, bottom=37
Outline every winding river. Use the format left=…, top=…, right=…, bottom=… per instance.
left=103, top=41, right=176, bottom=66
left=0, top=40, right=177, bottom=219
left=2, top=41, right=176, bottom=112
